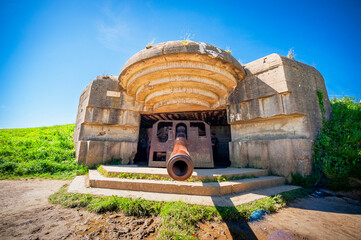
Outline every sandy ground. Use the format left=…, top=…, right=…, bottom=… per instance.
left=0, top=179, right=360, bottom=240
left=198, top=196, right=361, bottom=240
left=249, top=195, right=361, bottom=240
left=197, top=194, right=361, bottom=240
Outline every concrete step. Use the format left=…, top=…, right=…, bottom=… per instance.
left=88, top=170, right=284, bottom=196
left=70, top=175, right=300, bottom=206
left=99, top=165, right=269, bottom=180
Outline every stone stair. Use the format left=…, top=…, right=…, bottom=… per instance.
left=87, top=165, right=286, bottom=196
left=68, top=165, right=300, bottom=206
left=100, top=165, right=269, bottom=180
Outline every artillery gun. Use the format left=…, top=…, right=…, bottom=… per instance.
left=148, top=120, right=214, bottom=180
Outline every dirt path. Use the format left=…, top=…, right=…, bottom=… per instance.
left=249, top=195, right=361, bottom=240
left=197, top=194, right=361, bottom=240
left=0, top=179, right=159, bottom=240
left=1, top=179, right=360, bottom=240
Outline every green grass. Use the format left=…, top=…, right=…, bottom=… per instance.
left=296, top=96, right=361, bottom=190
left=0, top=124, right=87, bottom=179
left=98, top=165, right=174, bottom=181
left=49, top=184, right=310, bottom=240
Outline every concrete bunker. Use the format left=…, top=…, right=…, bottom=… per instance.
left=74, top=40, right=331, bottom=180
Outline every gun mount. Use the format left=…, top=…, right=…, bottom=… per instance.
left=148, top=120, right=214, bottom=181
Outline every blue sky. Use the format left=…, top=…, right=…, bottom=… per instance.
left=0, top=0, right=360, bottom=129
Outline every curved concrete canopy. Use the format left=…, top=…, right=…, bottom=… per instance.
left=119, top=41, right=246, bottom=113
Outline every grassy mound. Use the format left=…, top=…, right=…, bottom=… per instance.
left=0, top=124, right=87, bottom=179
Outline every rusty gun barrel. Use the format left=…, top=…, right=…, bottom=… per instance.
left=167, top=135, right=194, bottom=181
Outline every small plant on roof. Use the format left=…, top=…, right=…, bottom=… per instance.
left=181, top=32, right=194, bottom=46
left=182, top=40, right=189, bottom=46
left=100, top=74, right=110, bottom=79
left=287, top=48, right=295, bottom=60
left=225, top=46, right=231, bottom=54
left=146, top=38, right=155, bottom=49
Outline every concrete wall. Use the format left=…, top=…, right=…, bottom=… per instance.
left=227, top=54, right=331, bottom=179
left=73, top=76, right=141, bottom=166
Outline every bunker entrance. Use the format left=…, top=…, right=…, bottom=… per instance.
left=134, top=110, right=231, bottom=168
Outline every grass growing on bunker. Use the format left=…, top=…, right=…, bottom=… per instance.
left=49, top=184, right=310, bottom=239
left=98, top=165, right=256, bottom=183
left=314, top=96, right=361, bottom=190
left=0, top=124, right=87, bottom=179
left=294, top=96, right=361, bottom=190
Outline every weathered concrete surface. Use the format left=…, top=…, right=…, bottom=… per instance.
left=74, top=41, right=247, bottom=166
left=74, top=41, right=331, bottom=176
left=74, top=76, right=140, bottom=166
left=119, top=41, right=246, bottom=112
left=227, top=53, right=331, bottom=179
left=229, top=138, right=313, bottom=178
left=69, top=175, right=299, bottom=206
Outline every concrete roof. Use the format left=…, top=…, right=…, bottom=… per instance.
left=118, top=41, right=246, bottom=113
left=119, top=40, right=244, bottom=75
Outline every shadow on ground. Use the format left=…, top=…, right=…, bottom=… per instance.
left=209, top=181, right=258, bottom=240
left=287, top=194, right=361, bottom=214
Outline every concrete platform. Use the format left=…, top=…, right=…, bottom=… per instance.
left=69, top=175, right=300, bottom=206
left=88, top=170, right=284, bottom=196
left=100, top=165, right=269, bottom=180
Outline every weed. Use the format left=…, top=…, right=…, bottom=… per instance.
left=108, top=157, right=122, bottom=165
left=290, top=172, right=320, bottom=189
left=98, top=165, right=173, bottom=181
left=225, top=46, right=231, bottom=54
left=146, top=38, right=156, bottom=49
left=88, top=196, right=120, bottom=213
left=182, top=40, right=189, bottom=46
left=181, top=32, right=194, bottom=46
left=287, top=48, right=295, bottom=60
left=317, top=90, right=326, bottom=122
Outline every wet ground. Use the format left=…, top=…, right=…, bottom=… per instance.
left=1, top=179, right=360, bottom=240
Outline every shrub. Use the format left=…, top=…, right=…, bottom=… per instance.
left=312, top=96, right=361, bottom=190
